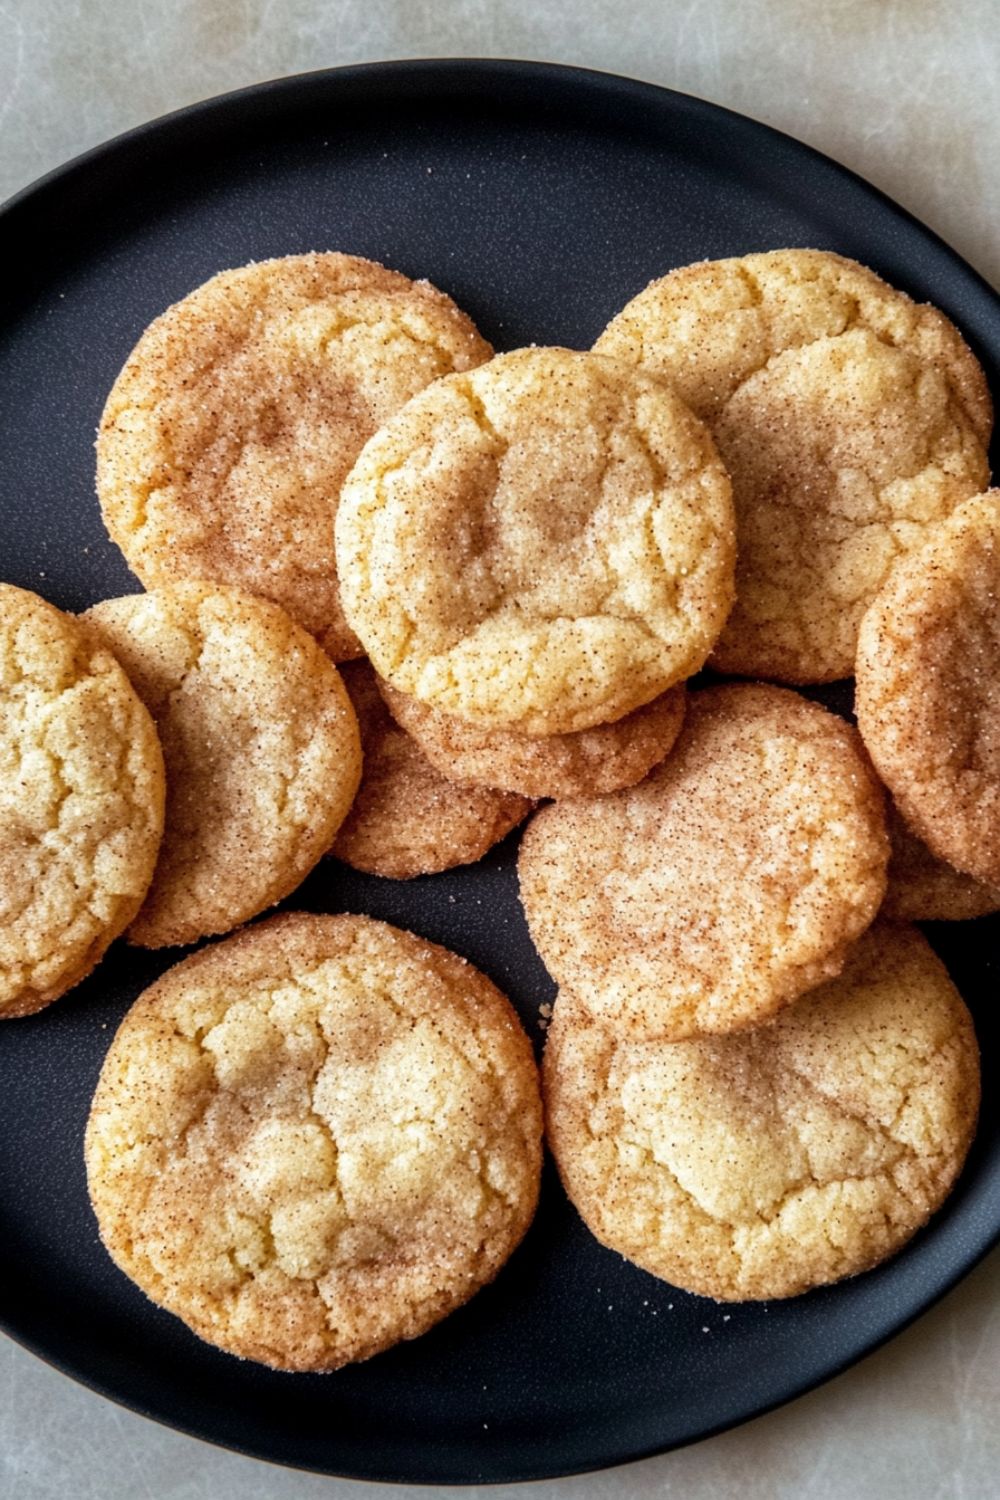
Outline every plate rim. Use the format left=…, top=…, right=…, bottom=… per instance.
left=1, top=55, right=998, bottom=1486
left=1, top=54, right=997, bottom=311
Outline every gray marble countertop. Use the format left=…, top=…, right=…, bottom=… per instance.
left=2, top=2, right=998, bottom=1496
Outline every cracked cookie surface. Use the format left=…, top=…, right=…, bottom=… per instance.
left=518, top=683, right=889, bottom=1039
left=378, top=675, right=686, bottom=800
left=85, top=912, right=543, bottom=1370
left=857, top=490, right=1000, bottom=886
left=335, top=347, right=735, bottom=734
left=96, top=252, right=492, bottom=660
left=330, top=660, right=531, bottom=878
left=544, top=922, right=979, bottom=1301
left=595, top=250, right=991, bottom=683
left=0, top=584, right=164, bottom=1017
left=83, top=584, right=361, bottom=948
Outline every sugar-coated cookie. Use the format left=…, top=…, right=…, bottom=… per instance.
left=544, top=923, right=979, bottom=1301
left=85, top=913, right=543, bottom=1370
left=857, top=491, right=1000, bottom=887
left=595, top=250, right=991, bottom=683
left=83, top=584, right=361, bottom=947
left=335, top=347, right=735, bottom=734
left=518, top=683, right=888, bottom=1039
left=330, top=661, right=531, bottom=878
left=378, top=676, right=686, bottom=800
left=0, top=584, right=164, bottom=1017
left=883, top=799, right=1000, bottom=922
left=96, top=253, right=492, bottom=660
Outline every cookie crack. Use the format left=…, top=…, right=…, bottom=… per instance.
left=777, top=1059, right=917, bottom=1165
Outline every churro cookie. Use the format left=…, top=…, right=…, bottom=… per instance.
left=857, top=491, right=1000, bottom=887
left=96, top=253, right=492, bottom=660
left=544, top=923, right=979, bottom=1302
left=330, top=661, right=531, bottom=878
left=85, top=913, right=543, bottom=1370
left=379, top=677, right=686, bottom=800
left=883, top=800, right=1000, bottom=923
left=335, top=347, right=735, bottom=734
left=0, top=585, right=164, bottom=1018
left=519, top=683, right=888, bottom=1039
left=83, top=584, right=361, bottom=947
left=596, top=250, right=992, bottom=682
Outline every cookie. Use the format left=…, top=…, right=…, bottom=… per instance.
left=335, top=346, right=735, bottom=734
left=544, top=922, right=980, bottom=1301
left=96, top=252, right=492, bottom=660
left=329, top=660, right=531, bottom=878
left=856, top=490, right=1000, bottom=887
left=518, top=683, right=888, bottom=1039
left=379, top=676, right=687, bottom=799
left=595, top=250, right=992, bottom=683
left=83, top=584, right=361, bottom=948
left=883, top=800, right=1000, bottom=923
left=85, top=912, right=543, bottom=1370
left=0, top=584, right=164, bottom=1018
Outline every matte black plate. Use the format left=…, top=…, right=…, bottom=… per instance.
left=1, top=60, right=998, bottom=1486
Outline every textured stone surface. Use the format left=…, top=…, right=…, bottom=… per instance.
left=3, top=0, right=999, bottom=1494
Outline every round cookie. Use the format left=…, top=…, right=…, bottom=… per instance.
left=883, top=800, right=1000, bottom=923
left=518, top=682, right=889, bottom=1039
left=85, top=912, right=543, bottom=1370
left=544, top=922, right=979, bottom=1302
left=96, top=252, right=492, bottom=660
left=857, top=490, right=1000, bottom=887
left=596, top=250, right=992, bottom=436
left=379, top=676, right=687, bottom=799
left=83, top=584, right=361, bottom=948
left=335, top=346, right=735, bottom=734
left=330, top=660, right=532, bottom=878
left=0, top=584, right=164, bottom=1018
left=595, top=250, right=992, bottom=683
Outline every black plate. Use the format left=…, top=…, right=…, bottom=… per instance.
left=1, top=59, right=998, bottom=1487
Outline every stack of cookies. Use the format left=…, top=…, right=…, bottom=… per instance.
left=1, top=243, right=995, bottom=1368
left=1, top=255, right=552, bottom=1372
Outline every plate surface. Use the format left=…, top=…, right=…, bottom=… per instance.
left=1, top=59, right=998, bottom=1486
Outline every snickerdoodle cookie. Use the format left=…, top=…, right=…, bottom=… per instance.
left=378, top=676, right=686, bottom=800
left=595, top=250, right=991, bottom=683
left=83, top=584, right=361, bottom=947
left=883, top=799, right=1000, bottom=923
left=518, top=683, right=888, bottom=1039
left=335, top=347, right=735, bottom=734
left=85, top=913, right=543, bottom=1370
left=330, top=660, right=531, bottom=878
left=96, top=253, right=492, bottom=660
left=544, top=922, right=979, bottom=1301
left=0, top=584, right=164, bottom=1018
left=857, top=490, right=1000, bottom=887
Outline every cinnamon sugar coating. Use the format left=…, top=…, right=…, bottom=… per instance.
left=96, top=252, right=491, bottom=660
left=857, top=490, right=1000, bottom=886
left=84, top=584, right=361, bottom=947
left=86, top=913, right=542, bottom=1370
left=883, top=799, right=1000, bottom=922
left=544, top=923, right=979, bottom=1301
left=0, top=584, right=164, bottom=1017
left=378, top=675, right=686, bottom=800
left=335, top=347, right=735, bottom=734
left=596, top=250, right=991, bottom=682
left=330, top=660, right=531, bottom=878
left=519, top=683, right=889, bottom=1039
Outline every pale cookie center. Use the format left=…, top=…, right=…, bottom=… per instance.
left=612, top=1043, right=905, bottom=1229
left=376, top=380, right=706, bottom=650
left=109, top=956, right=522, bottom=1296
